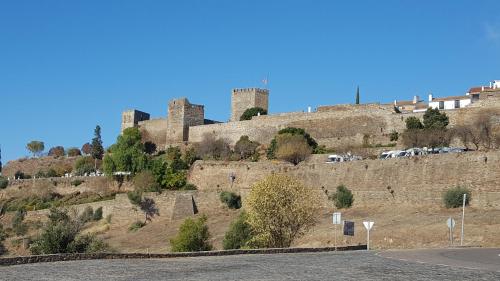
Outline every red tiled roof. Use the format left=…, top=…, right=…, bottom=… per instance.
left=468, top=86, right=492, bottom=93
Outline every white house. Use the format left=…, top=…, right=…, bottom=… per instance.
left=428, top=94, right=471, bottom=110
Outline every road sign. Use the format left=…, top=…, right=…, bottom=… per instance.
left=363, top=221, right=374, bottom=250
left=447, top=218, right=455, bottom=229
left=333, top=212, right=342, bottom=225
left=343, top=221, right=354, bottom=236
left=363, top=221, right=374, bottom=230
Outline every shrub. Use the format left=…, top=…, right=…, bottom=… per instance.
left=74, top=156, right=95, bottom=176
left=71, top=179, right=84, bottom=187
left=30, top=208, right=108, bottom=254
left=405, top=117, right=423, bottom=130
left=443, top=186, right=471, bottom=208
left=328, top=185, right=354, bottom=209
left=267, top=127, right=318, bottom=159
left=196, top=134, right=231, bottom=160
left=389, top=130, right=399, bottom=142
left=223, top=212, right=253, bottom=250
left=170, top=215, right=212, bottom=252
left=234, top=136, right=259, bottom=160
left=0, top=223, right=7, bottom=255
left=93, top=207, right=103, bottom=221
left=48, top=146, right=66, bottom=157
left=67, top=147, right=82, bottom=157
left=240, top=107, right=267, bottom=121
left=0, top=176, right=8, bottom=189
left=245, top=174, right=319, bottom=248
left=219, top=192, right=242, bottom=209
left=79, top=206, right=94, bottom=223
left=12, top=210, right=28, bottom=236
left=129, top=220, right=146, bottom=232
left=275, top=134, right=312, bottom=165
left=133, top=170, right=160, bottom=193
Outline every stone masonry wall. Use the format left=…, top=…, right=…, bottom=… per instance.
left=189, top=102, right=500, bottom=148
left=231, top=88, right=269, bottom=122
left=138, top=118, right=168, bottom=149
left=187, top=150, right=500, bottom=209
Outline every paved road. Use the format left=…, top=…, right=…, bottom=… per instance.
left=379, top=248, right=500, bottom=273
left=1, top=249, right=499, bottom=280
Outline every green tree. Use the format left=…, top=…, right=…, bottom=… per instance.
left=267, top=127, right=318, bottom=159
left=405, top=117, right=424, bottom=130
left=355, top=86, right=360, bottom=105
left=423, top=108, right=449, bottom=130
left=170, top=215, right=212, bottom=252
left=328, top=185, right=354, bottom=209
left=245, top=174, right=319, bottom=248
left=91, top=125, right=105, bottom=170
left=240, top=107, right=268, bottom=121
left=223, top=211, right=253, bottom=250
left=103, top=127, right=148, bottom=176
left=26, top=141, right=44, bottom=158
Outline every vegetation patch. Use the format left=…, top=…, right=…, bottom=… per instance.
left=219, top=191, right=242, bottom=209
left=443, top=186, right=471, bottom=208
left=170, top=215, right=212, bottom=252
left=328, top=185, right=354, bottom=209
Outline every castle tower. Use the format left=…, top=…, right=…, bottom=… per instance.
left=121, top=110, right=150, bottom=133
left=166, top=98, right=205, bottom=144
left=231, top=88, right=269, bottom=122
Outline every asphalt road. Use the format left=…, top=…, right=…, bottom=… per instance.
left=1, top=249, right=499, bottom=281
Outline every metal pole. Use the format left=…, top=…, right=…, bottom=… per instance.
left=367, top=229, right=370, bottom=251
left=460, top=194, right=466, bottom=246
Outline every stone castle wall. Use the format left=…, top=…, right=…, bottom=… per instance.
left=166, top=98, right=204, bottom=146
left=187, top=150, right=500, bottom=209
left=138, top=118, right=168, bottom=148
left=231, top=88, right=269, bottom=122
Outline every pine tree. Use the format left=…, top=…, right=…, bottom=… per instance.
left=91, top=125, right=104, bottom=170
left=355, top=86, right=360, bottom=105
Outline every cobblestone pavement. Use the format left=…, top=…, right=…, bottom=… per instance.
left=1, top=251, right=499, bottom=281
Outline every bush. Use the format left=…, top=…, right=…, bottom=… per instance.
left=219, top=192, right=242, bottom=209
left=405, top=117, right=423, bottom=130
left=93, top=207, right=103, bottom=221
left=275, top=134, right=312, bottom=165
left=133, top=170, right=160, bottom=193
left=67, top=147, right=82, bottom=157
left=245, top=174, right=319, bottom=248
left=328, top=185, right=354, bottom=209
left=0, top=223, right=7, bottom=255
left=79, top=206, right=94, bottom=223
left=267, top=127, right=318, bottom=159
left=74, top=156, right=95, bottom=176
left=240, top=107, right=267, bottom=121
left=48, top=146, right=66, bottom=157
left=12, top=210, right=28, bottom=236
left=443, top=186, right=471, bottom=208
left=389, top=130, right=399, bottom=142
left=234, top=136, right=259, bottom=160
left=14, top=171, right=31, bottom=179
left=71, top=179, right=84, bottom=187
left=0, top=176, right=8, bottom=189
left=30, top=208, right=109, bottom=255
left=223, top=212, right=253, bottom=250
left=196, top=134, right=232, bottom=161
left=129, top=220, right=146, bottom=232
left=170, top=215, right=212, bottom=252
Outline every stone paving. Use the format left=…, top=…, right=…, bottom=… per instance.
left=1, top=251, right=499, bottom=281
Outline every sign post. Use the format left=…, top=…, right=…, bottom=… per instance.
left=363, top=221, right=374, bottom=250
left=333, top=212, right=341, bottom=248
left=460, top=194, right=466, bottom=246
left=447, top=217, right=456, bottom=246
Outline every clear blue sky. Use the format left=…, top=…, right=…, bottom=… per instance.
left=1, top=0, right=499, bottom=163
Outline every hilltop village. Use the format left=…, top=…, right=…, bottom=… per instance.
left=1, top=79, right=500, bottom=258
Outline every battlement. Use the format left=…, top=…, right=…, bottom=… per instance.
left=231, top=88, right=269, bottom=122
left=121, top=109, right=150, bottom=133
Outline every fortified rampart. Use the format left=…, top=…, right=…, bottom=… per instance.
left=187, top=150, right=500, bottom=209
left=123, top=88, right=500, bottom=150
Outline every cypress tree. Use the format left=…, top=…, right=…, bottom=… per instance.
left=355, top=86, right=360, bottom=104
left=91, top=125, right=104, bottom=170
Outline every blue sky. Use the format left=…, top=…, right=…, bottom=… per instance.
left=1, top=0, right=499, bottom=163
